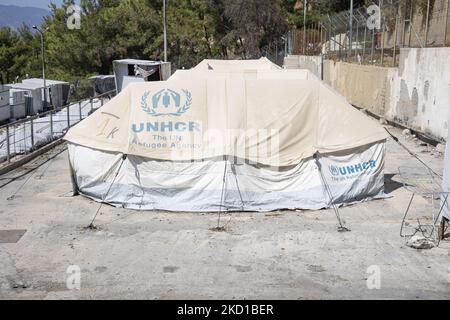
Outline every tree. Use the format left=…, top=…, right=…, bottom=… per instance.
left=0, top=26, right=41, bottom=83
left=1, top=0, right=381, bottom=89
left=220, top=0, right=288, bottom=58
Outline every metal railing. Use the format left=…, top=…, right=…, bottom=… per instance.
left=0, top=89, right=116, bottom=164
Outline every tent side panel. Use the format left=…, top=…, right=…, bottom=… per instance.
left=68, top=142, right=385, bottom=212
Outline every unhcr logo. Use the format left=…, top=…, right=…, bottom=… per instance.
left=132, top=121, right=201, bottom=133
left=141, top=89, right=192, bottom=117
left=329, top=160, right=377, bottom=176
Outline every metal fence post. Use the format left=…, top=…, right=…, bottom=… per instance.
left=79, top=101, right=82, bottom=121
left=355, top=19, right=359, bottom=62
left=408, top=2, right=413, bottom=47
left=444, top=0, right=449, bottom=46
left=424, top=0, right=431, bottom=46
left=363, top=24, right=367, bottom=63
left=30, top=118, right=34, bottom=150
left=67, top=104, right=70, bottom=129
left=303, top=0, right=307, bottom=55
left=328, top=18, right=332, bottom=54
left=349, top=0, right=353, bottom=59
left=6, top=124, right=10, bottom=163
left=23, top=123, right=27, bottom=155
left=90, top=98, right=94, bottom=112
left=50, top=111, right=54, bottom=140
left=381, top=25, right=385, bottom=66
left=371, top=30, right=375, bottom=64
left=319, top=23, right=323, bottom=52
left=392, top=11, right=398, bottom=67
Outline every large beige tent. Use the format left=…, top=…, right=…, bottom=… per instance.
left=64, top=59, right=388, bottom=212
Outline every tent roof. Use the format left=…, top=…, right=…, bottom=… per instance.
left=64, top=72, right=387, bottom=166
left=193, top=57, right=281, bottom=71
left=169, top=69, right=311, bottom=81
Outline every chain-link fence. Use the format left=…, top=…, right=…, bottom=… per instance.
left=0, top=90, right=115, bottom=164
left=289, top=0, right=450, bottom=67
left=261, top=32, right=293, bottom=66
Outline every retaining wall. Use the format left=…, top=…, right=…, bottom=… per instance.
left=285, top=48, right=450, bottom=141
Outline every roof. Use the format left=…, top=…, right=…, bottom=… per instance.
left=22, top=78, right=69, bottom=86
left=9, top=88, right=28, bottom=93
left=89, top=75, right=115, bottom=80
left=193, top=57, right=281, bottom=71
left=113, top=59, right=169, bottom=66
left=170, top=69, right=311, bottom=81
left=7, top=83, right=44, bottom=90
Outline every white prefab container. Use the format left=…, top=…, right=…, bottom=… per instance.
left=7, top=83, right=43, bottom=114
left=22, top=78, right=70, bottom=109
left=9, top=90, right=26, bottom=120
left=0, top=85, right=10, bottom=122
left=10, top=89, right=25, bottom=105
left=113, top=59, right=171, bottom=93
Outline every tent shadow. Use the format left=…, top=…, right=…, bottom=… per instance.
left=384, top=174, right=404, bottom=194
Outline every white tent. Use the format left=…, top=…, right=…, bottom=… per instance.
left=64, top=60, right=388, bottom=212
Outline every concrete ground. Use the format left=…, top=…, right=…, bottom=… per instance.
left=0, top=124, right=449, bottom=300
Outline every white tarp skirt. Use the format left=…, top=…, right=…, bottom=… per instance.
left=68, top=142, right=386, bottom=212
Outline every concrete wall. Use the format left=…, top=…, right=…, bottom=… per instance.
left=284, top=55, right=322, bottom=77
left=390, top=48, right=450, bottom=139
left=324, top=61, right=397, bottom=117
left=285, top=48, right=450, bottom=141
